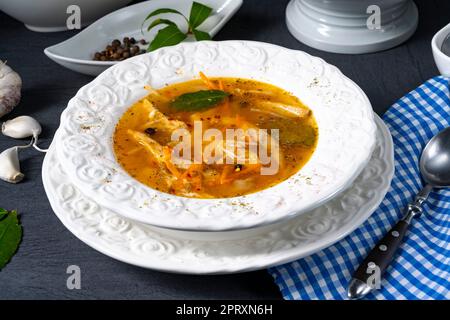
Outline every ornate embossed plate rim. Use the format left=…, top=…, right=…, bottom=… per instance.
left=43, top=115, right=393, bottom=274
left=55, top=40, right=377, bottom=231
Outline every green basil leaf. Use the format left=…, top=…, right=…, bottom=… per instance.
left=141, top=8, right=187, bottom=33
left=189, top=2, right=213, bottom=29
left=0, top=210, right=22, bottom=270
left=147, top=18, right=177, bottom=32
left=171, top=90, right=229, bottom=111
left=193, top=29, right=211, bottom=41
left=143, top=8, right=185, bottom=23
left=148, top=24, right=187, bottom=52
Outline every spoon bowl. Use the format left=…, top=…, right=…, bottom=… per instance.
left=420, top=127, right=450, bottom=187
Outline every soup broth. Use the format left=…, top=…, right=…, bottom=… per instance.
left=113, top=76, right=318, bottom=198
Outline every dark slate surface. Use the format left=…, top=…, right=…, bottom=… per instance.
left=0, top=0, right=446, bottom=299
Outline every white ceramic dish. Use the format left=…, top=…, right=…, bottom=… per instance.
left=43, top=115, right=393, bottom=274
left=432, top=22, right=450, bottom=76
left=286, top=0, right=418, bottom=54
left=55, top=40, right=377, bottom=231
left=44, top=0, right=243, bottom=76
left=0, top=0, right=132, bottom=32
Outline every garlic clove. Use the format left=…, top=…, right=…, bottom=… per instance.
left=0, top=61, right=22, bottom=119
left=0, top=146, right=24, bottom=183
left=2, top=115, right=42, bottom=139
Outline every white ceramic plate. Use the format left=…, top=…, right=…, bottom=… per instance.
left=43, top=115, right=393, bottom=274
left=44, top=0, right=243, bottom=76
left=55, top=40, right=377, bottom=231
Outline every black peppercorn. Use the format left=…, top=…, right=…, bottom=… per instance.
left=145, top=128, right=157, bottom=135
left=130, top=45, right=139, bottom=55
left=94, top=36, right=145, bottom=61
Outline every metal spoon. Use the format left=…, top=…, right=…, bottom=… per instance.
left=441, top=32, right=450, bottom=57
left=347, top=127, right=450, bottom=300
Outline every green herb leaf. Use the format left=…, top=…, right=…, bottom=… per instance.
left=143, top=8, right=186, bottom=23
left=171, top=90, right=229, bottom=111
left=193, top=29, right=211, bottom=41
left=0, top=208, right=7, bottom=220
left=141, top=8, right=187, bottom=34
left=142, top=2, right=213, bottom=48
left=189, top=2, right=213, bottom=29
left=0, top=210, right=22, bottom=270
left=148, top=24, right=187, bottom=52
left=147, top=18, right=177, bottom=32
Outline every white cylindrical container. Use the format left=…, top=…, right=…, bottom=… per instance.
left=286, top=0, right=419, bottom=54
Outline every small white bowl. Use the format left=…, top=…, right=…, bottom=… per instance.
left=0, top=0, right=132, bottom=32
left=432, top=22, right=450, bottom=76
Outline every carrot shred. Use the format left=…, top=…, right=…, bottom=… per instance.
left=235, top=114, right=243, bottom=127
left=143, top=85, right=170, bottom=101
left=220, top=165, right=234, bottom=184
left=199, top=72, right=216, bottom=89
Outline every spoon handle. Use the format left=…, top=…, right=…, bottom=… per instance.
left=347, top=185, right=431, bottom=299
left=347, top=219, right=410, bottom=299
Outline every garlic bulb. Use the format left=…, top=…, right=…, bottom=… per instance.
left=0, top=61, right=22, bottom=119
left=0, top=146, right=24, bottom=183
left=2, top=115, right=42, bottom=139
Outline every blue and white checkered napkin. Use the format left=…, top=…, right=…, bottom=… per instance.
left=268, top=76, right=450, bottom=300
